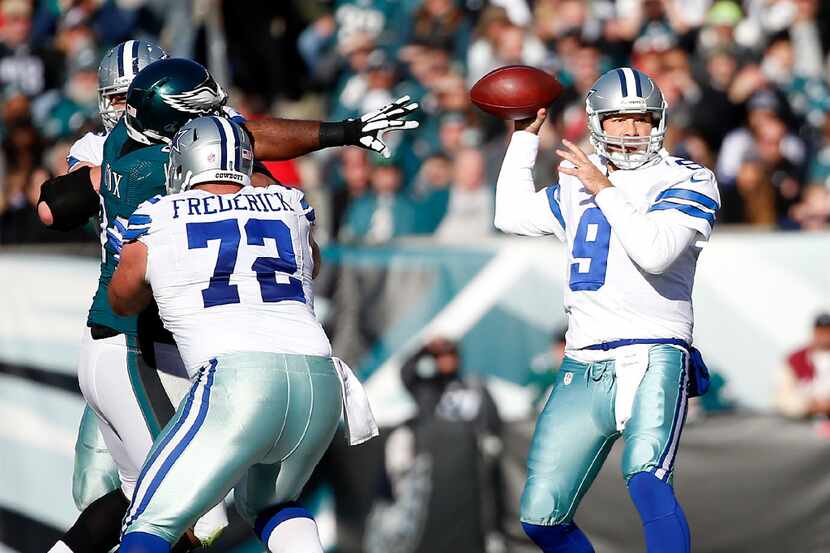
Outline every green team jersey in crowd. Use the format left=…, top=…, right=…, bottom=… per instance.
left=87, top=119, right=168, bottom=335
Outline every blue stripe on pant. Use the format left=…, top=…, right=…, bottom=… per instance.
left=120, top=353, right=342, bottom=545
left=123, top=360, right=217, bottom=535
left=520, top=345, right=688, bottom=526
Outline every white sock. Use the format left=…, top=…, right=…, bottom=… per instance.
left=267, top=517, right=324, bottom=553
left=47, top=541, right=74, bottom=553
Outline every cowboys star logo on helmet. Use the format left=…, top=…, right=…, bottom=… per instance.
left=160, top=84, right=227, bottom=114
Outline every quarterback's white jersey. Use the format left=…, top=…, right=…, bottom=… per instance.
left=126, top=184, right=330, bottom=373
left=495, top=131, right=720, bottom=352
left=68, top=131, right=108, bottom=169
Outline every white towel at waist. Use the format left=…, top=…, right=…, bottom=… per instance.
left=333, top=357, right=379, bottom=445
left=613, top=345, right=650, bottom=431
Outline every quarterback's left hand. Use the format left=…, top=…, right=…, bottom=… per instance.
left=556, top=139, right=613, bottom=195
left=350, top=96, right=419, bottom=158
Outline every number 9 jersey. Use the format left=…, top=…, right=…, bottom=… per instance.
left=125, top=184, right=330, bottom=374
left=495, top=132, right=721, bottom=351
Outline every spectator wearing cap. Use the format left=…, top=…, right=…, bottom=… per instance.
left=366, top=337, right=504, bottom=553
left=697, top=1, right=746, bottom=54
left=776, top=314, right=830, bottom=419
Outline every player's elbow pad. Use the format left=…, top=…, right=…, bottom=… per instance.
left=38, top=167, right=99, bottom=230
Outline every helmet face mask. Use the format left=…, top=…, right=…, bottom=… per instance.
left=585, top=67, right=667, bottom=170
left=125, top=58, right=227, bottom=146
left=97, top=40, right=167, bottom=131
left=166, top=116, right=254, bottom=195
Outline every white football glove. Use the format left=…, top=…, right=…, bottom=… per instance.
left=351, top=96, right=420, bottom=158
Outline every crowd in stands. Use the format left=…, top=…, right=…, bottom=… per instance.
left=1, top=0, right=830, bottom=245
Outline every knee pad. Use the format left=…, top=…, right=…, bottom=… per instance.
left=522, top=522, right=595, bottom=553
left=254, top=502, right=322, bottom=553
left=627, top=472, right=690, bottom=553
left=521, top=477, right=574, bottom=526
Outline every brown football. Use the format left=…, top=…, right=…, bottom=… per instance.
left=470, top=65, right=563, bottom=120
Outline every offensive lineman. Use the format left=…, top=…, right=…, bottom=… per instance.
left=40, top=56, right=417, bottom=552
left=494, top=68, right=718, bottom=552
left=108, top=115, right=376, bottom=552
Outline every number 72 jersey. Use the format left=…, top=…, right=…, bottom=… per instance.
left=536, top=151, right=719, bottom=350
left=126, top=184, right=331, bottom=372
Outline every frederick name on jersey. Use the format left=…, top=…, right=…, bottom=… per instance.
left=124, top=184, right=328, bottom=373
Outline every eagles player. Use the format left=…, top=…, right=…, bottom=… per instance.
left=70, top=39, right=168, bottom=508
left=108, top=116, right=375, bottom=553
left=46, top=39, right=176, bottom=553
left=494, top=68, right=718, bottom=553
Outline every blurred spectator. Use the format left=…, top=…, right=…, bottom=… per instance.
left=32, top=47, right=98, bottom=141
left=775, top=313, right=830, bottom=419
left=526, top=328, right=566, bottom=408
left=0, top=0, right=62, bottom=98
left=406, top=0, right=471, bottom=62
left=434, top=148, right=493, bottom=241
left=806, top=114, right=830, bottom=187
left=790, top=184, right=830, bottom=230
left=1, top=96, right=40, bottom=216
left=734, top=160, right=778, bottom=226
left=0, top=133, right=88, bottom=243
left=718, top=89, right=806, bottom=223
left=467, top=9, right=546, bottom=86
left=411, top=152, right=452, bottom=234
left=330, top=32, right=380, bottom=120
left=223, top=3, right=309, bottom=103
left=365, top=337, right=504, bottom=553
left=688, top=46, right=742, bottom=151
left=329, top=147, right=373, bottom=239
left=557, top=40, right=602, bottom=147
left=697, top=1, right=748, bottom=55
left=339, top=159, right=416, bottom=244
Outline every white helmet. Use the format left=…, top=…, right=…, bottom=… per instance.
left=585, top=67, right=667, bottom=170
left=97, top=40, right=167, bottom=131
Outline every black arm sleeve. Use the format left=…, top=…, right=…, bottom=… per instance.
left=38, top=166, right=100, bottom=231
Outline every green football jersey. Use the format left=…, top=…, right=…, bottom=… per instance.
left=87, top=119, right=168, bottom=335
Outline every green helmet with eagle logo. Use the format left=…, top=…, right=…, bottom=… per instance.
left=124, top=58, right=227, bottom=145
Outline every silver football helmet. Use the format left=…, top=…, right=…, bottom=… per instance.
left=98, top=40, right=167, bottom=131
left=585, top=67, right=667, bottom=170
left=166, top=116, right=254, bottom=194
